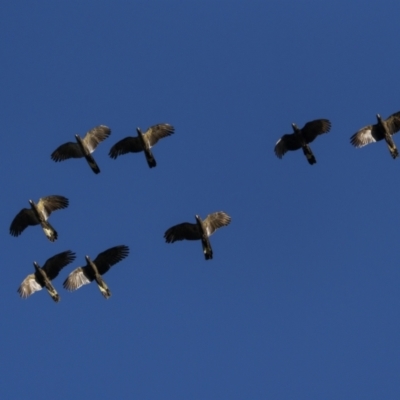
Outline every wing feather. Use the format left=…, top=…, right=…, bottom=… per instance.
left=301, top=119, right=331, bottom=143
left=164, top=222, right=201, bottom=242
left=93, top=245, right=130, bottom=275
left=10, top=209, right=38, bottom=236
left=42, top=251, right=76, bottom=280
left=203, top=212, right=231, bottom=237
left=274, top=134, right=301, bottom=158
left=109, top=137, right=143, bottom=158
left=18, top=274, right=43, bottom=298
left=63, top=267, right=92, bottom=292
left=51, top=142, right=83, bottom=161
left=350, top=125, right=383, bottom=148
left=143, top=124, right=175, bottom=147
left=37, top=195, right=69, bottom=220
left=386, top=111, right=400, bottom=135
left=83, top=125, right=111, bottom=152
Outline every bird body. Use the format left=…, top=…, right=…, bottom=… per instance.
left=109, top=123, right=174, bottom=168
left=51, top=125, right=111, bottom=174
left=164, top=212, right=231, bottom=260
left=18, top=251, right=76, bottom=302
left=10, top=195, right=69, bottom=242
left=274, top=119, right=331, bottom=164
left=63, top=245, right=129, bottom=299
left=350, top=112, right=400, bottom=159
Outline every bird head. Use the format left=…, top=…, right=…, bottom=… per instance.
left=136, top=127, right=142, bottom=135
left=376, top=114, right=382, bottom=122
left=33, top=261, right=40, bottom=271
left=291, top=123, right=299, bottom=132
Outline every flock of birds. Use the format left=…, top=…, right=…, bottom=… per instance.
left=10, top=110, right=400, bottom=302
left=10, top=123, right=232, bottom=302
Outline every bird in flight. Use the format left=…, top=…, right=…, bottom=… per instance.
left=51, top=125, right=111, bottom=174
left=350, top=111, right=400, bottom=159
left=109, top=123, right=174, bottom=168
left=164, top=211, right=231, bottom=260
left=63, top=245, right=130, bottom=299
left=274, top=119, right=331, bottom=165
left=10, top=195, right=69, bottom=242
left=18, top=250, right=76, bottom=302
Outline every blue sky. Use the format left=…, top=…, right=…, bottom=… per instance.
left=1, top=2, right=400, bottom=399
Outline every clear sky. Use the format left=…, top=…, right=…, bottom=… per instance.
left=1, top=2, right=400, bottom=399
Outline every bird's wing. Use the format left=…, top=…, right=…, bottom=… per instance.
left=350, top=124, right=383, bottom=148
left=274, top=134, right=301, bottom=158
left=143, top=124, right=175, bottom=147
left=18, top=274, right=43, bottom=298
left=164, top=222, right=201, bottom=242
left=93, top=245, right=130, bottom=275
left=10, top=209, right=37, bottom=236
left=203, top=212, right=231, bottom=237
left=108, top=137, right=143, bottom=158
left=42, top=250, right=76, bottom=280
left=386, top=111, right=400, bottom=135
left=301, top=119, right=331, bottom=143
left=63, top=267, right=92, bottom=291
left=51, top=142, right=83, bottom=161
left=37, top=195, right=69, bottom=219
left=82, top=125, right=111, bottom=153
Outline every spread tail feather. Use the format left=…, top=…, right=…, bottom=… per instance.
left=303, top=145, right=316, bottom=165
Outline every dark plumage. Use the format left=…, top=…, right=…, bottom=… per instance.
left=10, top=195, right=69, bottom=242
left=350, top=112, right=400, bottom=159
left=109, top=123, right=174, bottom=168
left=51, top=125, right=111, bottom=174
left=164, top=211, right=231, bottom=260
left=63, top=245, right=130, bottom=299
left=274, top=119, right=331, bottom=165
left=18, top=251, right=76, bottom=302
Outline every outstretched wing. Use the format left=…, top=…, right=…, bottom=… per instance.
left=274, top=134, right=301, bottom=158
left=301, top=119, right=331, bottom=143
left=143, top=124, right=175, bottom=147
left=164, top=222, right=201, bottom=242
left=63, top=267, right=92, bottom=292
left=93, top=245, right=130, bottom=275
left=386, top=111, right=400, bottom=135
left=350, top=124, right=383, bottom=148
left=37, top=195, right=69, bottom=220
left=51, top=142, right=83, bottom=161
left=203, top=212, right=231, bottom=237
left=10, top=208, right=38, bottom=236
left=42, top=250, right=76, bottom=280
left=83, top=125, right=111, bottom=153
left=18, top=274, right=43, bottom=298
left=109, top=137, right=143, bottom=159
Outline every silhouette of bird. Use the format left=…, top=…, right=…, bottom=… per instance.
left=18, top=250, right=76, bottom=302
left=109, top=123, right=174, bottom=168
left=51, top=125, right=111, bottom=173
left=63, top=245, right=129, bottom=299
left=350, top=112, right=400, bottom=159
left=274, top=119, right=331, bottom=165
left=164, top=212, right=231, bottom=260
left=10, top=195, right=69, bottom=242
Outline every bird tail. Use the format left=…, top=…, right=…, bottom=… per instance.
left=46, top=283, right=60, bottom=303
left=145, top=149, right=157, bottom=168
left=85, top=154, right=101, bottom=174
left=387, top=142, right=399, bottom=159
left=302, top=145, right=316, bottom=165
left=96, top=276, right=111, bottom=299
left=41, top=221, right=58, bottom=242
left=202, top=237, right=213, bottom=260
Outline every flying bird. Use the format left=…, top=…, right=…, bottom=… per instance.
left=51, top=125, right=111, bottom=174
left=109, top=123, right=174, bottom=168
left=350, top=112, right=400, bottom=159
left=164, top=211, right=231, bottom=260
left=274, top=119, right=331, bottom=165
left=63, top=245, right=130, bottom=299
left=10, top=195, right=69, bottom=242
left=18, top=250, right=76, bottom=302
